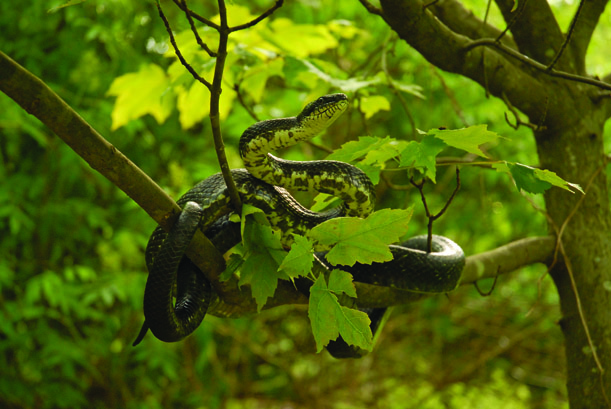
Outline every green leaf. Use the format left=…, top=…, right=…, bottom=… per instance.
left=399, top=134, right=447, bottom=182
left=360, top=95, right=390, bottom=119
left=278, top=234, right=315, bottom=279
left=428, top=124, right=501, bottom=158
left=327, top=269, right=357, bottom=298
left=270, top=19, right=339, bottom=57
left=239, top=208, right=288, bottom=311
left=298, top=59, right=382, bottom=91
left=308, top=273, right=372, bottom=352
left=240, top=58, right=285, bottom=103
left=106, top=63, right=174, bottom=130
left=308, top=208, right=413, bottom=266
left=327, top=136, right=407, bottom=165
left=533, top=168, right=583, bottom=194
left=506, top=163, right=552, bottom=194
left=494, top=162, right=584, bottom=194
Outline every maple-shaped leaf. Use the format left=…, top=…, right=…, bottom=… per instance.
left=106, top=63, right=174, bottom=130
left=428, top=124, right=501, bottom=158
left=308, top=208, right=413, bottom=266
left=494, top=162, right=583, bottom=194
left=399, top=134, right=447, bottom=182
left=278, top=234, right=315, bottom=279
left=239, top=208, right=288, bottom=311
left=308, top=272, right=372, bottom=353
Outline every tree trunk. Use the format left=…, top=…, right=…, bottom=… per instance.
left=375, top=0, right=611, bottom=406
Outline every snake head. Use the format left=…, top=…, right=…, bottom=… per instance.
left=297, top=93, right=348, bottom=122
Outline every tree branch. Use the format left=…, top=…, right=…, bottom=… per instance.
left=429, top=0, right=517, bottom=49
left=464, top=38, right=611, bottom=92
left=229, top=0, right=284, bottom=32
left=569, top=0, right=609, bottom=75
left=494, top=0, right=567, bottom=68
left=375, top=0, right=550, bottom=128
left=171, top=0, right=220, bottom=30
left=0, top=49, right=230, bottom=294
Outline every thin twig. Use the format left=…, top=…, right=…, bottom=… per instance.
left=179, top=0, right=217, bottom=57
left=430, top=66, right=469, bottom=127
left=502, top=92, right=547, bottom=131
left=171, top=0, right=220, bottom=30
left=473, top=273, right=498, bottom=296
left=381, top=34, right=417, bottom=138
left=422, top=0, right=440, bottom=9
left=208, top=0, right=242, bottom=214
left=463, top=38, right=611, bottom=91
left=229, top=0, right=284, bottom=32
left=358, top=0, right=384, bottom=16
left=546, top=0, right=585, bottom=71
left=233, top=83, right=260, bottom=122
left=495, top=0, right=530, bottom=43
left=410, top=167, right=461, bottom=251
left=157, top=0, right=212, bottom=90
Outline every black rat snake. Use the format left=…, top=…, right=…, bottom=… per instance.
left=134, top=93, right=465, bottom=357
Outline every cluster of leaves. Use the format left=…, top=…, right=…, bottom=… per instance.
left=106, top=4, right=420, bottom=132
left=217, top=125, right=579, bottom=355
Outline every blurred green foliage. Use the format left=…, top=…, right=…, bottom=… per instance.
left=2, top=0, right=607, bottom=407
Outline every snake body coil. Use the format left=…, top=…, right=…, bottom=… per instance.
left=136, top=93, right=465, bottom=353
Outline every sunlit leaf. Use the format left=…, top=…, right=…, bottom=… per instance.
left=270, top=18, right=338, bottom=57
left=106, top=64, right=173, bottom=130
left=360, top=95, right=391, bottom=119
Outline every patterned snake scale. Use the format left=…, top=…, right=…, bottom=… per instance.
left=134, top=93, right=465, bottom=356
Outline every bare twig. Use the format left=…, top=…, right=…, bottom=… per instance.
left=473, top=273, right=498, bottom=296
left=229, top=0, right=284, bottom=32
left=381, top=34, right=417, bottom=138
left=502, top=92, right=547, bottom=131
left=411, top=167, right=461, bottom=251
left=495, top=0, right=530, bottom=43
left=359, top=0, right=384, bottom=16
left=463, top=38, right=611, bottom=92
left=233, top=83, right=260, bottom=122
left=179, top=0, right=217, bottom=57
left=157, top=0, right=212, bottom=90
left=208, top=0, right=242, bottom=213
left=171, top=0, right=220, bottom=30
left=430, top=66, right=469, bottom=127
left=546, top=0, right=585, bottom=71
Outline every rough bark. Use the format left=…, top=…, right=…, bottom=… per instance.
left=376, top=0, right=611, bottom=406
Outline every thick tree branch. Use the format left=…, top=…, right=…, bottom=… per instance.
left=494, top=0, right=568, bottom=68
left=429, top=0, right=517, bottom=49
left=376, top=0, right=550, bottom=127
left=464, top=38, right=611, bottom=92
left=569, top=0, right=610, bottom=75
left=0, top=50, right=233, bottom=296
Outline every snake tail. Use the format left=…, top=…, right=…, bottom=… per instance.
left=142, top=201, right=212, bottom=343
